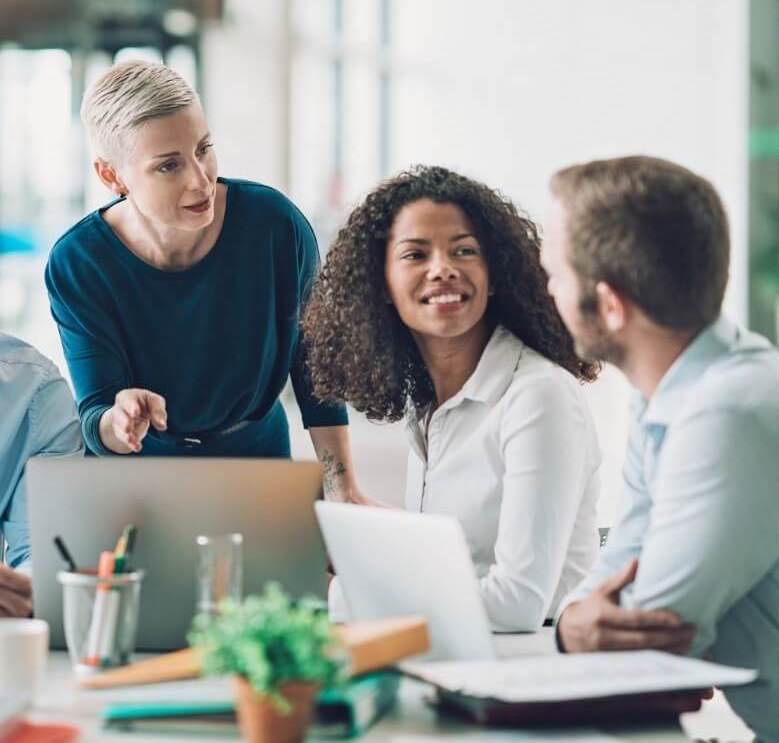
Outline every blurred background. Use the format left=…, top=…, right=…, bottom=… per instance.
left=0, top=0, right=777, bottom=524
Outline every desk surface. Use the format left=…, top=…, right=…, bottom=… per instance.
left=30, top=632, right=753, bottom=743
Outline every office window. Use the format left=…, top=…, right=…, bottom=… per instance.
left=0, top=48, right=73, bottom=361
left=289, top=0, right=393, bottom=251
left=0, top=48, right=73, bottom=243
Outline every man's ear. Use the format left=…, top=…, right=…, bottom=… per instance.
left=595, top=281, right=628, bottom=332
left=93, top=159, right=128, bottom=197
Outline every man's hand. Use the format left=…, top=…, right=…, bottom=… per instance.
left=558, top=559, right=696, bottom=654
left=100, top=388, right=167, bottom=453
left=0, top=565, right=32, bottom=617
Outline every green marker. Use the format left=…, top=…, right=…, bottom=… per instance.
left=113, top=524, right=137, bottom=574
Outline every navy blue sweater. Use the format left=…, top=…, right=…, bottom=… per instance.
left=45, top=178, right=346, bottom=455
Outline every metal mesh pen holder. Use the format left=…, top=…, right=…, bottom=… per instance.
left=57, top=569, right=144, bottom=675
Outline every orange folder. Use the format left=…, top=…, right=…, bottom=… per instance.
left=80, top=615, right=429, bottom=690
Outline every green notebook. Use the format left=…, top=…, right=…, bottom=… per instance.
left=103, top=671, right=400, bottom=738
left=313, top=671, right=401, bottom=738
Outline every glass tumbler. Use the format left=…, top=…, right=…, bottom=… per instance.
left=57, top=569, right=144, bottom=676
left=195, top=533, right=243, bottom=616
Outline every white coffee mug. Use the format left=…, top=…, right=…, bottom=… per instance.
left=0, top=619, right=49, bottom=703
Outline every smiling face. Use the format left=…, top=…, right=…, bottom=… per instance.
left=384, top=199, right=490, bottom=345
left=104, top=102, right=217, bottom=232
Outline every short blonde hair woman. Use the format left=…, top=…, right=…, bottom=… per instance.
left=46, top=61, right=367, bottom=503
left=82, top=61, right=196, bottom=164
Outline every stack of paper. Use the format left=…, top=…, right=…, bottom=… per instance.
left=400, top=650, right=756, bottom=702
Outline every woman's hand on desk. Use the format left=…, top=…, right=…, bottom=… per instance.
left=557, top=559, right=696, bottom=654
left=0, top=565, right=32, bottom=617
left=309, top=425, right=389, bottom=507
left=324, top=485, right=388, bottom=507
left=99, top=388, right=168, bottom=454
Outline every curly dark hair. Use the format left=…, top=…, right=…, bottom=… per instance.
left=303, top=165, right=599, bottom=422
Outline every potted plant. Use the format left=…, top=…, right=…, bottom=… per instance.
left=189, top=583, right=343, bottom=743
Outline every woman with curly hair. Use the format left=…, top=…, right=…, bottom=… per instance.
left=303, top=166, right=602, bottom=630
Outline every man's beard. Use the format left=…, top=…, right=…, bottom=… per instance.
left=574, top=297, right=626, bottom=366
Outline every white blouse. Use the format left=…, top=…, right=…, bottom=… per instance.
left=404, top=325, right=601, bottom=631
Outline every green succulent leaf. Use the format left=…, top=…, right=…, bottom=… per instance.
left=188, top=582, right=344, bottom=704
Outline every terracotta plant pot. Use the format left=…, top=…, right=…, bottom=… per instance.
left=233, top=676, right=318, bottom=743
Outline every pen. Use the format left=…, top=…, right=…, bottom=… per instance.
left=123, top=525, right=138, bottom=572
left=53, top=535, right=77, bottom=572
left=113, top=525, right=134, bottom=574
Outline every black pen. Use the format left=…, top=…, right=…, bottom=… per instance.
left=53, top=535, right=77, bottom=572
left=123, top=525, right=138, bottom=571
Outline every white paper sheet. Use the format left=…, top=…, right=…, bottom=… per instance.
left=400, top=650, right=756, bottom=703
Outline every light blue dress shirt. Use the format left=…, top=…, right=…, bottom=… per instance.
left=558, top=315, right=779, bottom=741
left=0, top=334, right=82, bottom=568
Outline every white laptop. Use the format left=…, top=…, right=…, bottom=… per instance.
left=315, top=501, right=496, bottom=661
left=28, top=456, right=328, bottom=650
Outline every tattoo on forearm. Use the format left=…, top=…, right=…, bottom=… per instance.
left=321, top=450, right=347, bottom=496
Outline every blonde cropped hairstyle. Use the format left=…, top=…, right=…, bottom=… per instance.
left=81, top=60, right=198, bottom=163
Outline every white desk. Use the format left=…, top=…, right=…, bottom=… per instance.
left=30, top=633, right=753, bottom=743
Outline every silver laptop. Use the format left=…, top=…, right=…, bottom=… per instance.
left=28, top=457, right=327, bottom=650
left=316, top=501, right=496, bottom=661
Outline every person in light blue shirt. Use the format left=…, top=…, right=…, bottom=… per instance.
left=541, top=156, right=779, bottom=741
left=0, top=333, right=82, bottom=614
